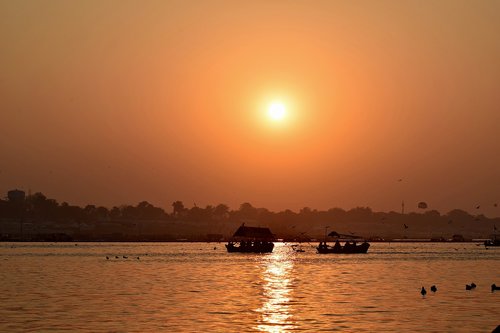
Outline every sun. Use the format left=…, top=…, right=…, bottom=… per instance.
left=268, top=102, right=286, bottom=121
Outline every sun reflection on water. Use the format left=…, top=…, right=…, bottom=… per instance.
left=256, top=245, right=296, bottom=333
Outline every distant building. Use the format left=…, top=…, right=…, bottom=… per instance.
left=7, top=189, right=25, bottom=202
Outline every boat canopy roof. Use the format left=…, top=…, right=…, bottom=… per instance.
left=328, top=231, right=363, bottom=239
left=232, top=225, right=275, bottom=240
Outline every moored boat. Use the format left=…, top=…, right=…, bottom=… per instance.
left=225, top=224, right=275, bottom=253
left=316, top=240, right=370, bottom=254
left=316, top=229, right=370, bottom=254
left=484, top=238, right=500, bottom=247
left=484, top=227, right=499, bottom=247
left=226, top=240, right=274, bottom=253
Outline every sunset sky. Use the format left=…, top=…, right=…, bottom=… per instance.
left=1, top=0, right=500, bottom=216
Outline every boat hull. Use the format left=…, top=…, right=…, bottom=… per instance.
left=484, top=239, right=500, bottom=247
left=226, top=242, right=274, bottom=253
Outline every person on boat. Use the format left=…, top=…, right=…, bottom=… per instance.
left=333, top=240, right=341, bottom=251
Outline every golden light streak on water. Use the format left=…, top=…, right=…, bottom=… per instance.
left=256, top=247, right=297, bottom=333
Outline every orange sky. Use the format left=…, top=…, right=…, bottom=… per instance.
left=1, top=0, right=500, bottom=216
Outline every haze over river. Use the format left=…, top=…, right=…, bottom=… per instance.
left=1, top=242, right=499, bottom=332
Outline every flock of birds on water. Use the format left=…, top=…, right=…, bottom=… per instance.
left=421, top=283, right=500, bottom=295
left=105, top=255, right=141, bottom=260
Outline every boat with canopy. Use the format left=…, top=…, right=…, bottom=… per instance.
left=225, top=224, right=275, bottom=253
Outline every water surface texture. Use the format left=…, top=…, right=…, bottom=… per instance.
left=1, top=242, right=499, bottom=332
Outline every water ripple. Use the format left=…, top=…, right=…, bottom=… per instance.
left=0, top=242, right=499, bottom=332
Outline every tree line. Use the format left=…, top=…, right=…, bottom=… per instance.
left=0, top=190, right=496, bottom=224
left=1, top=190, right=498, bottom=240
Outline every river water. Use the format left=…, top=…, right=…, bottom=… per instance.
left=0, top=242, right=499, bottom=332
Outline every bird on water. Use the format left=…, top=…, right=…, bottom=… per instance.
left=466, top=283, right=476, bottom=290
left=430, top=285, right=437, bottom=292
left=421, top=287, right=427, bottom=296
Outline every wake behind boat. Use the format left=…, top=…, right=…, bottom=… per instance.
left=225, top=224, right=275, bottom=253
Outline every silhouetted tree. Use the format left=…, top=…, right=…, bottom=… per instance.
left=327, top=207, right=346, bottom=217
left=84, top=205, right=97, bottom=221
left=172, top=201, right=185, bottom=216
left=109, top=206, right=121, bottom=219
left=213, top=203, right=229, bottom=220
left=136, top=201, right=166, bottom=220
left=299, top=206, right=312, bottom=215
left=204, top=205, right=214, bottom=219
left=237, top=202, right=258, bottom=220
left=446, top=209, right=473, bottom=223
left=95, top=206, right=109, bottom=220
left=28, top=192, right=59, bottom=220
left=120, top=205, right=137, bottom=219
left=58, top=202, right=83, bottom=221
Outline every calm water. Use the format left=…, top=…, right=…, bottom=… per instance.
left=0, top=242, right=499, bottom=332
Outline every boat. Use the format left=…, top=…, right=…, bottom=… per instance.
left=291, top=244, right=305, bottom=252
left=316, top=240, right=370, bottom=254
left=484, top=238, right=500, bottom=247
left=484, top=227, right=499, bottom=247
left=225, top=224, right=275, bottom=253
left=316, top=229, right=370, bottom=254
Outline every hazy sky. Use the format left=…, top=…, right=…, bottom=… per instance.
left=1, top=0, right=500, bottom=215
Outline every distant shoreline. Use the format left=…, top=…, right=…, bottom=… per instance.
left=0, top=239, right=491, bottom=243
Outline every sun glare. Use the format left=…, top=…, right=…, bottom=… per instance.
left=268, top=102, right=286, bottom=121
